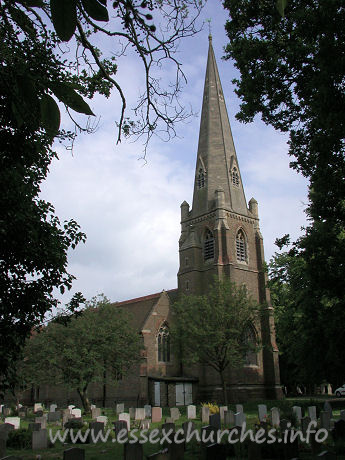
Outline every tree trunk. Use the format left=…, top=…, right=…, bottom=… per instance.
left=77, top=386, right=91, bottom=414
left=102, top=369, right=107, bottom=408
left=219, top=370, right=228, bottom=406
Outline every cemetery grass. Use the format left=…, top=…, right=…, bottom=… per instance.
left=5, top=399, right=345, bottom=459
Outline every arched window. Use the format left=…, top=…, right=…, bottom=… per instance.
left=157, top=323, right=170, bottom=362
left=236, top=230, right=247, bottom=262
left=197, top=168, right=205, bottom=189
left=204, top=229, right=214, bottom=261
left=242, top=325, right=258, bottom=366
left=232, top=167, right=239, bottom=187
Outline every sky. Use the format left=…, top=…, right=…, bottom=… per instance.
left=40, top=0, right=309, bottom=306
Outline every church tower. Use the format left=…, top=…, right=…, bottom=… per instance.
left=178, top=36, right=282, bottom=400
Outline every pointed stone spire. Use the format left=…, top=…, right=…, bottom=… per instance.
left=191, top=36, right=248, bottom=217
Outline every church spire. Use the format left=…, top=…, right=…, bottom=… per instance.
left=191, top=37, right=248, bottom=217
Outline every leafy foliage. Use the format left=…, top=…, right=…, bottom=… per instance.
left=171, top=278, right=259, bottom=404
left=22, top=295, right=141, bottom=412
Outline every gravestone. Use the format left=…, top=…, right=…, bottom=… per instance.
left=170, top=408, right=180, bottom=421
left=301, top=416, right=311, bottom=435
left=3, top=408, right=11, bottom=417
left=28, top=423, right=41, bottom=431
left=35, top=416, right=47, bottom=429
left=320, top=411, right=331, bottom=430
left=0, top=424, right=14, bottom=439
left=201, top=425, right=217, bottom=446
left=161, top=423, right=175, bottom=445
left=224, top=410, right=235, bottom=426
left=96, top=415, right=108, bottom=426
left=124, top=442, right=143, bottom=460
left=219, top=406, right=228, bottom=422
left=49, top=404, right=57, bottom=412
left=292, top=406, right=302, bottom=423
left=0, top=438, right=6, bottom=459
left=0, top=405, right=3, bottom=414
left=209, top=413, right=221, bottom=430
left=270, top=407, right=280, bottom=427
left=182, top=421, right=196, bottom=439
left=34, top=403, right=43, bottom=413
left=168, top=440, right=185, bottom=460
left=4, top=418, right=20, bottom=430
left=48, top=411, right=61, bottom=422
left=152, top=407, right=162, bottom=423
left=119, top=413, right=130, bottom=430
left=113, top=420, right=128, bottom=440
left=35, top=410, right=43, bottom=417
left=129, top=408, right=136, bottom=419
left=32, top=429, right=47, bottom=450
left=139, top=420, right=150, bottom=430
left=187, top=405, right=196, bottom=419
left=67, top=405, right=75, bottom=411
left=324, top=401, right=332, bottom=417
left=62, top=409, right=70, bottom=426
left=165, top=417, right=173, bottom=424
left=202, top=406, right=210, bottom=424
left=91, top=407, right=101, bottom=419
left=235, top=404, right=243, bottom=413
left=116, top=403, right=124, bottom=414
left=332, top=419, right=345, bottom=441
left=135, top=408, right=145, bottom=421
left=63, top=447, right=85, bottom=460
left=144, top=405, right=152, bottom=418
left=234, top=411, right=246, bottom=427
left=258, top=404, right=267, bottom=422
left=71, top=408, right=81, bottom=418
left=90, top=404, right=96, bottom=409
left=308, top=406, right=317, bottom=421
left=89, top=421, right=104, bottom=442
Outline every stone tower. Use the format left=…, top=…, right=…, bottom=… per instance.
left=178, top=36, right=282, bottom=400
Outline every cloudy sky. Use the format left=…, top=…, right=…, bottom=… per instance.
left=40, top=1, right=309, bottom=305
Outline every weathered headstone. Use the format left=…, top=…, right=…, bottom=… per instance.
left=139, top=420, right=150, bottom=430
left=129, top=408, right=136, bottom=419
left=165, top=417, right=174, bottom=423
left=71, top=408, right=81, bottom=418
left=35, top=410, right=43, bottom=417
left=34, top=403, right=43, bottom=413
left=187, top=405, right=196, bottom=420
left=89, top=421, right=104, bottom=442
left=96, top=415, right=108, bottom=426
left=271, top=407, right=280, bottom=427
left=28, top=423, right=41, bottom=431
left=201, top=425, right=217, bottom=446
left=219, top=406, right=228, bottom=422
left=224, top=410, right=235, bottom=426
left=234, top=411, right=246, bottom=427
left=182, top=421, right=196, bottom=438
left=63, top=447, right=85, bottom=460
left=67, top=405, right=75, bottom=411
left=4, top=418, right=20, bottom=430
left=0, top=424, right=14, bottom=438
left=90, top=404, right=96, bottom=409
left=308, top=406, right=317, bottom=421
left=152, top=407, right=162, bottom=423
left=48, top=411, right=61, bottom=422
left=324, top=401, right=332, bottom=417
left=202, top=406, right=210, bottom=424
left=170, top=408, right=180, bottom=421
left=124, top=442, right=143, bottom=460
left=235, top=404, right=243, bottom=413
left=116, top=403, right=124, bottom=414
left=161, top=423, right=175, bottom=444
left=119, top=413, right=130, bottom=430
left=258, top=404, right=267, bottom=422
left=35, top=416, right=47, bottom=429
left=113, top=420, right=128, bottom=440
left=91, top=407, right=101, bottom=419
left=32, top=429, right=47, bottom=450
left=49, top=404, right=57, bottom=412
left=62, top=409, right=70, bottom=427
left=135, top=408, right=145, bottom=421
left=292, top=406, right=302, bottom=423
left=320, top=411, right=331, bottom=430
left=144, top=405, right=152, bottom=418
left=209, top=413, right=221, bottom=430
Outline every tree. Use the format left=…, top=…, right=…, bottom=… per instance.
left=223, top=0, right=345, bottom=388
left=21, top=295, right=141, bottom=412
left=0, top=0, right=202, bottom=393
left=171, top=279, right=259, bottom=405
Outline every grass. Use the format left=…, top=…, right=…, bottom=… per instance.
left=3, top=398, right=345, bottom=459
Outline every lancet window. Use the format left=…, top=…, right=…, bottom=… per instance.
left=236, top=230, right=247, bottom=262
left=157, top=323, right=170, bottom=362
left=197, top=168, right=205, bottom=189
left=204, top=229, right=215, bottom=261
left=232, top=167, right=239, bottom=187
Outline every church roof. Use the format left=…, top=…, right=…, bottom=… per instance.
left=191, top=35, right=248, bottom=216
left=113, top=289, right=178, bottom=330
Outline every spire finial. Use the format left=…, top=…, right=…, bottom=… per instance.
left=206, top=18, right=212, bottom=41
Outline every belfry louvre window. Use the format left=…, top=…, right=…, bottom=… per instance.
left=204, top=229, right=215, bottom=261
left=157, top=324, right=170, bottom=362
left=232, top=167, right=239, bottom=187
left=197, top=168, right=205, bottom=189
left=236, top=230, right=247, bottom=262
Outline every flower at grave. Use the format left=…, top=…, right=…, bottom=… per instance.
left=201, top=402, right=219, bottom=414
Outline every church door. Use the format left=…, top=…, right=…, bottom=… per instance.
left=175, top=382, right=193, bottom=405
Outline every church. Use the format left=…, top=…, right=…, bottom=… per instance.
left=31, top=37, right=282, bottom=408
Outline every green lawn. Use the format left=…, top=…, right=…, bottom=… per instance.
left=4, top=397, right=345, bottom=459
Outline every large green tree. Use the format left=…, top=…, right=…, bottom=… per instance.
left=223, top=0, right=345, bottom=388
left=22, top=295, right=141, bottom=412
left=0, top=0, right=202, bottom=393
left=171, top=279, right=259, bottom=405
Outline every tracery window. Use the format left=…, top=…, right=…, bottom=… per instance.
left=197, top=168, right=205, bottom=189
left=204, top=229, right=214, bottom=261
left=243, top=325, right=258, bottom=366
left=236, top=230, right=247, bottom=262
left=157, top=323, right=170, bottom=362
left=232, top=167, right=239, bottom=187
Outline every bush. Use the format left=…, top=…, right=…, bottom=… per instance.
left=64, top=419, right=84, bottom=430
left=7, top=429, right=32, bottom=449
